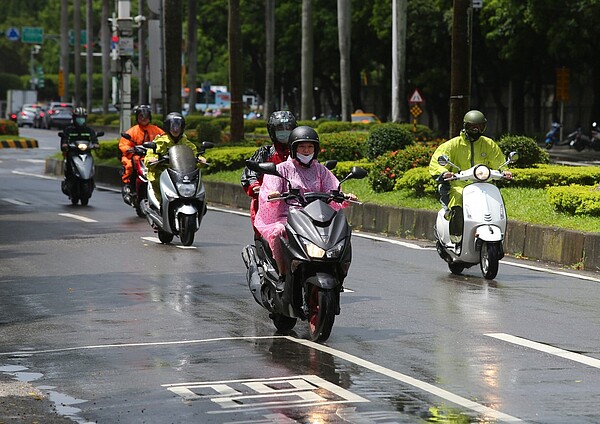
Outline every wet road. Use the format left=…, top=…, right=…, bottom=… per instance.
left=1, top=128, right=600, bottom=423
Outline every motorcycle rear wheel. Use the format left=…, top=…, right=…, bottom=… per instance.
left=157, top=229, right=174, bottom=244
left=307, top=286, right=336, bottom=342
left=480, top=242, right=500, bottom=280
left=270, top=313, right=297, bottom=332
left=448, top=262, right=465, bottom=275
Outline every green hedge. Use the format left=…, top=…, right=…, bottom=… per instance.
left=496, top=134, right=550, bottom=168
left=507, top=165, right=600, bottom=189
left=547, top=184, right=600, bottom=215
left=328, top=159, right=373, bottom=180
left=367, top=123, right=415, bottom=160
left=0, top=119, right=18, bottom=136
left=368, top=144, right=437, bottom=192
left=319, top=131, right=369, bottom=161
left=203, top=146, right=257, bottom=174
left=394, top=166, right=438, bottom=196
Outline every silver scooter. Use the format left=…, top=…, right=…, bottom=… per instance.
left=434, top=152, right=518, bottom=279
left=141, top=141, right=213, bottom=246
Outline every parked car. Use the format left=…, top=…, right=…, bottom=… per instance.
left=33, top=107, right=49, bottom=129
left=351, top=112, right=381, bottom=123
left=16, top=107, right=37, bottom=127
left=45, top=105, right=74, bottom=129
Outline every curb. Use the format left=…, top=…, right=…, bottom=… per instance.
left=0, top=139, right=38, bottom=148
left=44, top=158, right=600, bottom=272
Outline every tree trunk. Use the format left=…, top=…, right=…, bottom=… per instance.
left=264, top=0, right=275, bottom=117
left=86, top=0, right=93, bottom=111
left=101, top=0, right=110, bottom=113
left=60, top=0, right=69, bottom=102
left=164, top=0, right=182, bottom=115
left=301, top=0, right=314, bottom=120
left=449, top=0, right=471, bottom=137
left=187, top=0, right=198, bottom=112
left=338, top=0, right=351, bottom=122
left=74, top=0, right=81, bottom=106
left=228, top=0, right=244, bottom=142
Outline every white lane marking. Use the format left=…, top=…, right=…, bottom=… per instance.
left=12, top=170, right=58, bottom=181
left=486, top=333, right=600, bottom=369
left=498, top=260, right=600, bottom=283
left=2, top=198, right=29, bottom=206
left=0, top=335, right=522, bottom=422
left=353, top=231, right=427, bottom=249
left=141, top=236, right=197, bottom=249
left=58, top=213, right=98, bottom=223
left=208, top=205, right=251, bottom=217
left=289, top=337, right=522, bottom=422
left=18, top=159, right=46, bottom=163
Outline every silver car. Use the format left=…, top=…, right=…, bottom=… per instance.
left=46, top=106, right=74, bottom=129
left=16, top=107, right=37, bottom=127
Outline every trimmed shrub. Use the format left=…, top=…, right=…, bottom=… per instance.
left=0, top=119, right=18, bottom=135
left=547, top=184, right=600, bottom=215
left=203, top=146, right=257, bottom=174
left=244, top=119, right=267, bottom=133
left=496, top=134, right=550, bottom=168
left=196, top=120, right=222, bottom=144
left=506, top=165, right=600, bottom=189
left=367, top=123, right=414, bottom=159
left=394, top=166, right=438, bottom=196
left=328, top=159, right=373, bottom=181
left=96, top=140, right=120, bottom=160
left=368, top=143, right=437, bottom=192
left=319, top=131, right=369, bottom=161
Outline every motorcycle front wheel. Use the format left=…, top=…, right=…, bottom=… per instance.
left=480, top=242, right=501, bottom=280
left=270, top=312, right=297, bottom=332
left=307, top=286, right=336, bottom=342
left=448, top=262, right=465, bottom=275
left=179, top=214, right=196, bottom=246
left=157, top=229, right=174, bottom=244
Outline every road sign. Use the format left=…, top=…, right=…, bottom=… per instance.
left=68, top=29, right=87, bottom=46
left=6, top=27, right=19, bottom=41
left=22, top=27, right=44, bottom=44
left=409, top=88, right=424, bottom=104
left=556, top=67, right=570, bottom=102
left=410, top=104, right=422, bottom=117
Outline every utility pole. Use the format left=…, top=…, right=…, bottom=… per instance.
left=74, top=0, right=81, bottom=106
left=391, top=0, right=407, bottom=123
left=60, top=0, right=69, bottom=102
left=449, top=0, right=472, bottom=137
left=110, top=0, right=134, bottom=134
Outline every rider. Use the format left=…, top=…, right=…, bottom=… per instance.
left=144, top=112, right=205, bottom=204
left=60, top=107, right=99, bottom=154
left=241, top=110, right=297, bottom=236
left=254, top=126, right=358, bottom=291
left=119, top=105, right=164, bottom=202
left=429, top=110, right=512, bottom=241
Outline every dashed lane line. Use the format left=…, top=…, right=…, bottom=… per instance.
left=58, top=213, right=98, bottom=223
left=486, top=333, right=600, bottom=369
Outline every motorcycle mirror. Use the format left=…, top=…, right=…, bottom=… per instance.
left=246, top=160, right=280, bottom=177
left=508, top=151, right=519, bottom=162
left=96, top=131, right=104, bottom=137
left=121, top=132, right=132, bottom=141
left=201, top=141, right=215, bottom=149
left=323, top=160, right=337, bottom=170
left=143, top=141, right=157, bottom=152
left=350, top=166, right=368, bottom=179
left=58, top=132, right=64, bottom=137
left=437, top=155, right=449, bottom=166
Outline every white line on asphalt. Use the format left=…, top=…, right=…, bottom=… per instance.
left=497, top=260, right=600, bottom=283
left=352, top=231, right=427, bottom=249
left=12, top=170, right=58, bottom=180
left=0, top=335, right=522, bottom=422
left=486, top=333, right=600, bottom=369
left=58, top=213, right=98, bottom=223
left=18, top=159, right=46, bottom=163
left=141, top=236, right=197, bottom=249
left=2, top=198, right=29, bottom=206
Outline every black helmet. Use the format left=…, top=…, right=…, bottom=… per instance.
left=72, top=107, right=87, bottom=126
left=289, top=126, right=320, bottom=163
left=134, top=105, right=152, bottom=122
left=164, top=112, right=185, bottom=141
left=463, top=110, right=487, bottom=142
left=267, top=111, right=297, bottom=144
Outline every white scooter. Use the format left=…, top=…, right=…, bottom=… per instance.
left=140, top=141, right=213, bottom=246
left=434, top=152, right=518, bottom=279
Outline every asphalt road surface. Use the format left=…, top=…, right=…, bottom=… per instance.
left=0, top=128, right=599, bottom=423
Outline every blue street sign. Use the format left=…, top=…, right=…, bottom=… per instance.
left=6, top=27, right=19, bottom=41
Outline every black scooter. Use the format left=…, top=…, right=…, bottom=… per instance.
left=241, top=160, right=367, bottom=342
left=59, top=130, right=104, bottom=206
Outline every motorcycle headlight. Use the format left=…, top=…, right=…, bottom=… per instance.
left=176, top=182, right=197, bottom=197
left=474, top=164, right=491, bottom=181
left=77, top=143, right=88, bottom=151
left=325, top=241, right=345, bottom=259
left=303, top=240, right=326, bottom=258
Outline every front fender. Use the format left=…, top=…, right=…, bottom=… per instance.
left=475, top=224, right=503, bottom=242
left=305, top=272, right=339, bottom=290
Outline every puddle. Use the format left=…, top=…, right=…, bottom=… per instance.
left=1, top=363, right=93, bottom=424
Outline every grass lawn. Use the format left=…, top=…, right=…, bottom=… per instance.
left=203, top=168, right=600, bottom=234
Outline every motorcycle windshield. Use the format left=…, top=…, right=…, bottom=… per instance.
left=168, top=144, right=197, bottom=173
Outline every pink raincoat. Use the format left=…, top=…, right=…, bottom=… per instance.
left=254, top=157, right=347, bottom=267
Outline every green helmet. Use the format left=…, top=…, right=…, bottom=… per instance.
left=463, top=110, right=487, bottom=141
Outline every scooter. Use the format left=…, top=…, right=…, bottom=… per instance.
left=544, top=121, right=561, bottom=149
left=434, top=152, right=518, bottom=280
left=120, top=133, right=148, bottom=218
left=241, top=160, right=367, bottom=342
left=59, top=130, right=104, bottom=206
left=568, top=123, right=600, bottom=152
left=140, top=141, right=213, bottom=246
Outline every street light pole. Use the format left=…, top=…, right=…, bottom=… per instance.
left=30, top=45, right=41, bottom=90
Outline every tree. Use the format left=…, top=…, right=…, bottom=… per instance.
left=337, top=0, right=351, bottom=121
left=264, top=0, right=275, bottom=117
left=229, top=0, right=244, bottom=141
left=300, top=0, right=314, bottom=120
left=187, top=0, right=198, bottom=111
left=164, top=0, right=182, bottom=114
